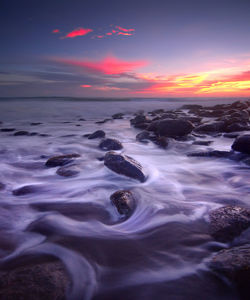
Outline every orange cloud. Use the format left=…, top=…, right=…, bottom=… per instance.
left=64, top=28, right=93, bottom=38
left=58, top=56, right=147, bottom=75
left=117, top=32, right=133, bottom=36
left=116, top=26, right=135, bottom=32
left=52, top=29, right=60, bottom=33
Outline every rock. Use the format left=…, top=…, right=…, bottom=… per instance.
left=14, top=131, right=29, bottom=136
left=110, top=190, right=135, bottom=216
left=0, top=182, right=5, bottom=190
left=223, top=133, right=239, bottom=139
left=1, top=128, right=15, bottom=132
left=88, top=130, right=105, bottom=139
left=209, top=206, right=250, bottom=242
left=192, top=140, right=213, bottom=146
left=104, top=151, right=147, bottom=182
left=187, top=151, right=231, bottom=158
left=56, top=165, right=81, bottom=177
left=12, top=185, right=39, bottom=196
left=226, top=123, right=248, bottom=133
left=232, top=135, right=250, bottom=154
left=130, top=115, right=150, bottom=126
left=181, top=104, right=203, bottom=110
left=230, top=100, right=248, bottom=110
left=78, top=118, right=85, bottom=121
left=133, top=122, right=149, bottom=130
left=155, top=119, right=194, bottom=137
left=209, top=244, right=250, bottom=299
left=194, top=122, right=225, bottom=133
left=0, top=261, right=69, bottom=300
left=45, top=154, right=80, bottom=167
left=112, top=113, right=124, bottom=119
left=30, top=122, right=43, bottom=126
left=95, top=118, right=112, bottom=124
left=150, top=136, right=169, bottom=148
left=136, top=131, right=151, bottom=143
left=39, top=134, right=50, bottom=137
left=99, top=138, right=123, bottom=151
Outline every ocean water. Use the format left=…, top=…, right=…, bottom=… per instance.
left=0, top=98, right=249, bottom=300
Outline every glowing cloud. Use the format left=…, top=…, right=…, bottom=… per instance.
left=80, top=84, right=92, bottom=88
left=52, top=29, right=60, bottom=33
left=117, top=32, right=133, bottom=36
left=116, top=26, right=135, bottom=32
left=58, top=56, right=147, bottom=75
left=64, top=28, right=93, bottom=38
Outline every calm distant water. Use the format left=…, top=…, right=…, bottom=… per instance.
left=0, top=98, right=249, bottom=300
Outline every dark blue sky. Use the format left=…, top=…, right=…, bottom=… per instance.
left=1, top=0, right=250, bottom=97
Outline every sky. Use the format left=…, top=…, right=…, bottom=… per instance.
left=1, top=0, right=250, bottom=98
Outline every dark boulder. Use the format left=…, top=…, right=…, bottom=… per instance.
left=194, top=122, right=225, bottom=133
left=110, top=190, right=135, bottom=216
left=225, top=123, right=248, bottom=133
left=232, top=135, right=250, bottom=154
left=209, top=206, right=250, bottom=242
left=112, top=113, right=124, bottom=119
left=136, top=131, right=151, bottom=143
left=12, top=185, right=40, bottom=196
left=150, top=136, right=169, bottom=148
left=192, top=140, right=213, bottom=146
left=45, top=154, right=80, bottom=167
left=181, top=104, right=203, bottom=110
left=209, top=244, right=250, bottom=299
left=56, top=165, right=81, bottom=177
left=223, top=133, right=239, bottom=139
left=130, top=114, right=150, bottom=125
left=88, top=130, right=105, bottom=139
left=1, top=128, right=15, bottom=132
left=14, top=131, right=29, bottom=136
left=104, top=151, right=147, bottom=182
left=0, top=261, right=69, bottom=300
left=155, top=119, right=194, bottom=137
left=99, top=138, right=123, bottom=151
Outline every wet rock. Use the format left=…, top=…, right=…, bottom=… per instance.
left=225, top=123, right=249, bottom=133
left=0, top=182, right=5, bottom=190
left=112, top=113, right=124, bottom=119
left=39, top=134, right=50, bottom=137
left=95, top=118, right=112, bottom=124
left=30, top=122, right=43, bottom=126
left=192, top=140, right=213, bottom=146
left=104, top=151, right=147, bottom=182
left=151, top=109, right=165, bottom=114
left=0, top=261, right=69, bottom=300
left=209, top=206, right=250, bottom=242
left=14, top=131, right=29, bottom=136
left=130, top=115, right=150, bottom=126
left=110, top=190, right=135, bottom=216
left=223, top=133, right=240, bottom=139
left=12, top=185, right=39, bottom=196
left=134, top=122, right=149, bottom=130
left=45, top=154, right=80, bottom=167
left=209, top=244, right=250, bottom=299
left=156, top=119, right=194, bottom=137
left=56, top=165, right=81, bottom=177
left=30, top=132, right=38, bottom=136
left=99, top=138, right=123, bottom=151
left=187, top=150, right=231, bottom=158
left=194, top=122, right=225, bottom=133
left=136, top=131, right=150, bottom=143
left=232, top=135, right=250, bottom=155
left=150, top=136, right=169, bottom=148
left=230, top=100, right=248, bottom=110
left=78, top=118, right=85, bottom=121
left=1, top=128, right=15, bottom=132
left=88, top=130, right=105, bottom=139
left=181, top=104, right=203, bottom=110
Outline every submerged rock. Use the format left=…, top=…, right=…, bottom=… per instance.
left=88, top=130, right=105, bottom=139
left=56, top=165, right=81, bottom=177
left=209, top=244, right=250, bottom=299
left=99, top=138, right=123, bottom=151
left=232, top=135, right=250, bottom=155
left=1, top=128, right=15, bottom=132
left=136, top=131, right=151, bottom=143
left=192, top=140, right=213, bottom=146
left=110, top=190, right=135, bottom=216
left=14, top=131, right=29, bottom=136
left=0, top=261, right=69, bottom=300
left=112, top=113, right=124, bottom=119
left=156, top=119, right=194, bottom=137
left=209, top=206, right=250, bottom=242
left=104, top=151, right=147, bottom=182
left=187, top=150, right=231, bottom=158
left=45, top=154, right=80, bottom=167
left=12, top=185, right=40, bottom=196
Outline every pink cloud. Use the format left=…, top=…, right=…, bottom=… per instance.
left=57, top=55, right=147, bottom=75
left=64, top=28, right=93, bottom=38
left=80, top=85, right=92, bottom=88
left=52, top=29, right=60, bottom=33
left=116, top=26, right=135, bottom=32
left=117, top=32, right=133, bottom=36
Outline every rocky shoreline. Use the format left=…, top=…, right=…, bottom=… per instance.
left=0, top=99, right=250, bottom=299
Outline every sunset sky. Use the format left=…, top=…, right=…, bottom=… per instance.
left=1, top=0, right=250, bottom=97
